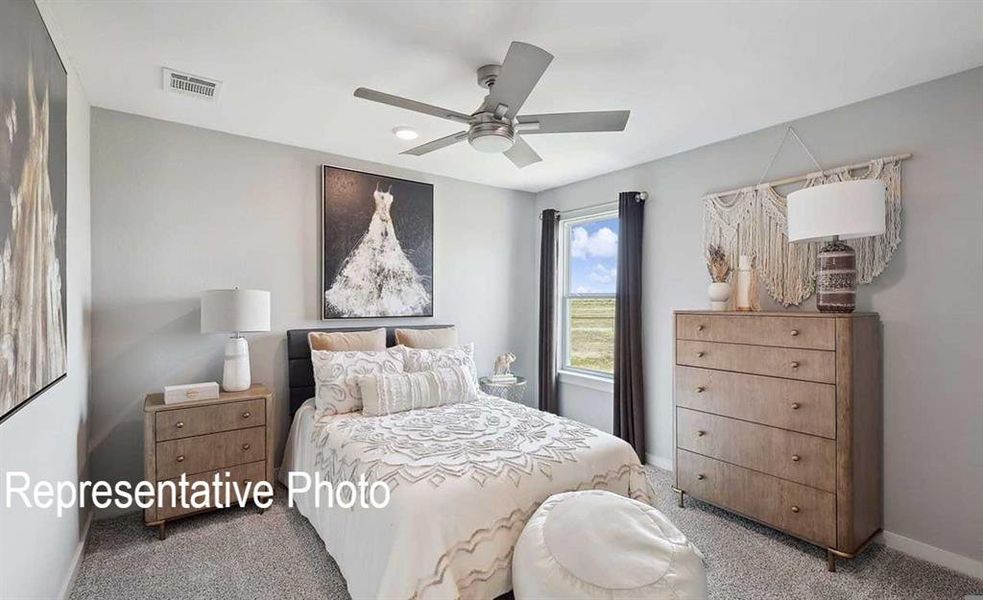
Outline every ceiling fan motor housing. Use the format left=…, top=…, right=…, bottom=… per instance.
left=468, top=112, right=514, bottom=153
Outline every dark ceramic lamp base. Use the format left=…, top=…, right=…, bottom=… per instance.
left=817, top=240, right=856, bottom=313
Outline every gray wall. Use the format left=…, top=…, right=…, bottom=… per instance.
left=88, top=109, right=537, bottom=515
left=0, top=71, right=92, bottom=597
left=535, top=68, right=983, bottom=564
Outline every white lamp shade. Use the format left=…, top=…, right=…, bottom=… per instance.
left=786, top=179, right=886, bottom=243
left=201, top=289, right=271, bottom=334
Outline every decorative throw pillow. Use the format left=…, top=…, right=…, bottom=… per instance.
left=309, top=328, right=386, bottom=352
left=394, top=327, right=458, bottom=349
left=357, top=365, right=477, bottom=417
left=311, top=348, right=404, bottom=414
left=400, top=342, right=477, bottom=380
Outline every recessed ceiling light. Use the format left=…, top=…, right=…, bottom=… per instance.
left=392, top=126, right=419, bottom=141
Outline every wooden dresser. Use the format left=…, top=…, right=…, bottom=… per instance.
left=144, top=384, right=275, bottom=539
left=672, top=311, right=881, bottom=570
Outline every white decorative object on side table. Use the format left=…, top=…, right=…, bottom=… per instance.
left=201, top=288, right=271, bottom=392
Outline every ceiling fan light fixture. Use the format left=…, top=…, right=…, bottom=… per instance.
left=392, top=126, right=419, bottom=141
left=467, top=118, right=514, bottom=153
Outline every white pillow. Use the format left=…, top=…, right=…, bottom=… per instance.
left=400, top=343, right=477, bottom=380
left=357, top=365, right=477, bottom=417
left=311, top=348, right=404, bottom=414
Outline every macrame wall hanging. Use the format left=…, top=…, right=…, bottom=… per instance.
left=702, top=126, right=910, bottom=306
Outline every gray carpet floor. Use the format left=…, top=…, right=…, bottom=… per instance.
left=69, top=468, right=982, bottom=600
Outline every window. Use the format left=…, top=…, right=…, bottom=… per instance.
left=560, top=210, right=618, bottom=377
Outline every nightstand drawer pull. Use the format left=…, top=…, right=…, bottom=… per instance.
left=791, top=505, right=800, bottom=513
left=791, top=454, right=801, bottom=462
left=696, top=325, right=705, bottom=332
left=696, top=351, right=705, bottom=358
left=790, top=329, right=800, bottom=337
left=696, top=430, right=707, bottom=437
left=791, top=402, right=801, bottom=410
left=242, top=411, right=251, bottom=419
left=176, top=455, right=185, bottom=463
left=175, top=421, right=184, bottom=429
left=790, top=361, right=800, bottom=369
left=695, top=386, right=706, bottom=393
left=696, top=473, right=706, bottom=480
left=242, top=443, right=250, bottom=451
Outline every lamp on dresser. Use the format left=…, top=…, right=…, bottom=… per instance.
left=787, top=179, right=886, bottom=312
left=201, top=288, right=271, bottom=392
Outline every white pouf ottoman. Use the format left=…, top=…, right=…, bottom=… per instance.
left=513, top=490, right=707, bottom=600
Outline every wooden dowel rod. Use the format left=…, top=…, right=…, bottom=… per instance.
left=705, top=153, right=912, bottom=199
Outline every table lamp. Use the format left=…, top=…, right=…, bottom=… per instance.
left=201, top=288, right=271, bottom=391
left=787, top=179, right=886, bottom=312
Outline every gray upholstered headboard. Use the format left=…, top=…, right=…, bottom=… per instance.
left=286, top=325, right=453, bottom=417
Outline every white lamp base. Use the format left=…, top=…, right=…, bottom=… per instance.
left=222, top=336, right=251, bottom=392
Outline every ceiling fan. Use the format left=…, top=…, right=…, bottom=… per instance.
left=353, top=41, right=630, bottom=168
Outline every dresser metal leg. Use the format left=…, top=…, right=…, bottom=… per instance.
left=670, top=486, right=685, bottom=508
left=158, top=522, right=167, bottom=541
left=826, top=549, right=836, bottom=572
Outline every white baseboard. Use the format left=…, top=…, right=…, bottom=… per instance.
left=878, top=530, right=983, bottom=580
left=645, top=452, right=673, bottom=472
left=58, top=509, right=93, bottom=600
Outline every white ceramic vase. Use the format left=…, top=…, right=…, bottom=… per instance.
left=708, top=281, right=732, bottom=311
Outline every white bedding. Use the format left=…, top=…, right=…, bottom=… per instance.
left=280, top=395, right=652, bottom=600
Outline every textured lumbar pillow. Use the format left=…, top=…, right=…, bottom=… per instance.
left=311, top=348, right=404, bottom=414
left=357, top=365, right=477, bottom=417
left=394, top=326, right=458, bottom=349
left=400, top=342, right=476, bottom=380
left=308, top=328, right=386, bottom=352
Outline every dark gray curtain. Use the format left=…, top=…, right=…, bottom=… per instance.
left=538, top=209, right=559, bottom=414
left=613, top=192, right=646, bottom=462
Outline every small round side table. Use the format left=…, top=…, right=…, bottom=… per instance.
left=479, top=376, right=527, bottom=403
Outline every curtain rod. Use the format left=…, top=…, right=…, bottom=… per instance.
left=539, top=192, right=647, bottom=220
left=705, top=153, right=912, bottom=199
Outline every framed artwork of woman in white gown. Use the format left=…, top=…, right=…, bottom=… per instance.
left=321, top=165, right=434, bottom=319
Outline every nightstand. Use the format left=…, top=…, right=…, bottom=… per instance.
left=478, top=376, right=527, bottom=403
left=143, top=384, right=275, bottom=539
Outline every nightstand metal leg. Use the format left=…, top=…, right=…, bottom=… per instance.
left=826, top=549, right=836, bottom=572
left=670, top=486, right=685, bottom=508
left=158, top=522, right=166, bottom=541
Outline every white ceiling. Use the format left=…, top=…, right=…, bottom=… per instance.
left=40, top=1, right=983, bottom=193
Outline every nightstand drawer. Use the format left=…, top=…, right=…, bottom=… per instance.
left=676, top=314, right=834, bottom=350
left=675, top=366, right=835, bottom=438
left=677, top=449, right=835, bottom=547
left=156, top=398, right=266, bottom=441
left=157, top=461, right=267, bottom=520
left=677, top=407, right=835, bottom=492
left=156, top=426, right=266, bottom=480
left=676, top=340, right=835, bottom=384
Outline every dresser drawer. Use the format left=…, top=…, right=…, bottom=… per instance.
left=156, top=426, right=266, bottom=480
left=676, top=314, right=834, bottom=350
left=676, top=340, right=835, bottom=384
left=677, top=407, right=835, bottom=491
left=157, top=461, right=267, bottom=520
left=677, top=449, right=835, bottom=547
left=156, top=398, right=266, bottom=441
left=675, top=366, right=835, bottom=438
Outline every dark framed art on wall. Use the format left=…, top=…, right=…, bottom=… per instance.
left=321, top=165, right=434, bottom=319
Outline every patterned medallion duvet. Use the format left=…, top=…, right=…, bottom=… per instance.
left=280, top=395, right=652, bottom=600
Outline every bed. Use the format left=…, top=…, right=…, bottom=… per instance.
left=280, top=326, right=653, bottom=600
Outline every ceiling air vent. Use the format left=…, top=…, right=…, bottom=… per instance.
left=162, top=68, right=221, bottom=101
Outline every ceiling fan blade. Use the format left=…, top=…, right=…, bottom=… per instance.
left=354, top=88, right=472, bottom=125
left=517, top=110, right=630, bottom=134
left=400, top=131, right=469, bottom=156
left=483, top=42, right=554, bottom=119
left=504, top=136, right=542, bottom=168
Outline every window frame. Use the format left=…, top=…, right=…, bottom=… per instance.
left=558, top=207, right=619, bottom=380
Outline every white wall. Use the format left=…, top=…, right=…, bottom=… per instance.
left=0, top=66, right=92, bottom=598
left=535, top=68, right=983, bottom=566
left=88, top=109, right=537, bottom=514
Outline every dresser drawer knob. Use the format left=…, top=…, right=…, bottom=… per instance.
left=790, top=329, right=800, bottom=337
left=176, top=455, right=185, bottom=463
left=791, top=505, right=800, bottom=513
left=242, top=411, right=251, bottom=419
left=696, top=386, right=706, bottom=393
left=696, top=351, right=705, bottom=358
left=696, top=473, right=706, bottom=480
left=242, top=443, right=251, bottom=451
left=175, top=421, right=184, bottom=429
left=696, top=430, right=706, bottom=437
left=790, top=361, right=800, bottom=369
left=791, top=454, right=801, bottom=462
left=791, top=402, right=801, bottom=410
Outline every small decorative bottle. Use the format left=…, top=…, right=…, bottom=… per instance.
left=735, top=255, right=753, bottom=311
